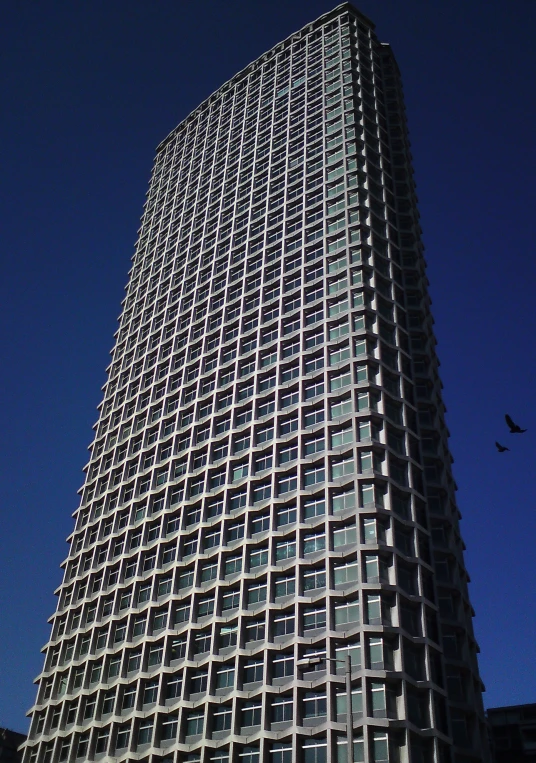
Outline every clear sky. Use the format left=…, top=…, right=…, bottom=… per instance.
left=1, top=0, right=535, bottom=733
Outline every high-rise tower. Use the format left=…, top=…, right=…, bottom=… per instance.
left=23, top=5, right=489, bottom=763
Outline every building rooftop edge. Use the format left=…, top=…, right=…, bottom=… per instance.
left=155, top=2, right=375, bottom=155
left=487, top=702, right=536, bottom=713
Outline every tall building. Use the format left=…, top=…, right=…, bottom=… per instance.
left=23, top=4, right=489, bottom=763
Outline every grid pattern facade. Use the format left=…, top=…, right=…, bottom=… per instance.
left=23, top=5, right=489, bottom=763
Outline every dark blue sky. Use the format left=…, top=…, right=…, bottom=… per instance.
left=2, top=0, right=535, bottom=733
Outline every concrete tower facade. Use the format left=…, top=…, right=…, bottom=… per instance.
left=23, top=5, right=489, bottom=763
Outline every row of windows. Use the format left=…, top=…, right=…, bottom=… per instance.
left=149, top=54, right=386, bottom=234
left=27, top=727, right=404, bottom=763
left=70, top=505, right=419, bottom=575
left=60, top=532, right=433, bottom=620
left=139, top=151, right=377, bottom=270
left=146, top=118, right=387, bottom=265
left=115, top=237, right=403, bottom=375
left=36, top=676, right=438, bottom=743
left=85, top=440, right=398, bottom=502
left=51, top=578, right=439, bottom=661
left=106, top=276, right=408, bottom=419
left=110, top=312, right=398, bottom=415
left=85, top=390, right=417, bottom=501
left=138, top=166, right=384, bottom=288
left=55, top=564, right=435, bottom=656
left=132, top=114, right=390, bottom=302
left=103, top=362, right=402, bottom=444
left=97, top=379, right=408, bottom=472
left=42, top=595, right=442, bottom=697
left=64, top=515, right=430, bottom=607
left=71, top=476, right=416, bottom=559
left=112, top=272, right=403, bottom=396
left=72, top=473, right=420, bottom=563
left=45, top=630, right=445, bottom=702
left=116, top=247, right=400, bottom=375
left=126, top=184, right=398, bottom=348
left=141, top=88, right=357, bottom=239
left=129, top=182, right=395, bottom=331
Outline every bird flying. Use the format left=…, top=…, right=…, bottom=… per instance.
left=495, top=441, right=509, bottom=452
left=505, top=414, right=527, bottom=434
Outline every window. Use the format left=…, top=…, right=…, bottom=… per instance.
left=333, top=524, right=357, bottom=548
left=245, top=619, right=265, bottom=642
left=242, top=702, right=262, bottom=727
left=332, top=488, right=356, bottom=513
left=137, top=717, right=154, bottom=746
left=179, top=569, right=194, bottom=589
left=332, top=455, right=355, bottom=479
left=175, top=604, right=190, bottom=624
left=275, top=575, right=295, bottom=598
left=213, top=706, right=232, bottom=731
left=224, top=555, right=242, bottom=576
left=148, top=643, right=163, bottom=666
left=331, top=397, right=352, bottom=418
left=201, top=563, right=218, bottom=582
left=227, top=522, right=245, bottom=542
left=115, top=724, right=130, bottom=750
left=194, top=631, right=211, bottom=654
left=277, top=504, right=296, bottom=526
left=198, top=596, right=215, bottom=618
left=233, top=463, right=249, bottom=481
left=220, top=625, right=238, bottom=648
left=185, top=712, right=204, bottom=737
left=161, top=715, right=178, bottom=740
left=334, top=601, right=360, bottom=626
left=303, top=569, right=326, bottom=591
left=304, top=465, right=325, bottom=486
left=304, top=407, right=324, bottom=427
left=233, top=435, right=250, bottom=453
left=190, top=670, right=208, bottom=694
left=222, top=589, right=240, bottom=611
left=253, top=483, right=272, bottom=503
left=278, top=473, right=298, bottom=495
left=334, top=561, right=359, bottom=585
left=303, top=532, right=325, bottom=554
left=249, top=548, right=268, bottom=568
left=166, top=674, right=182, bottom=700
left=248, top=583, right=267, bottom=605
left=229, top=492, right=247, bottom=511
left=95, top=728, right=109, bottom=754
left=272, top=696, right=293, bottom=723
left=281, top=363, right=299, bottom=382
left=304, top=436, right=325, bottom=456
left=302, top=692, right=327, bottom=718
left=335, top=686, right=363, bottom=717
left=279, top=444, right=298, bottom=463
left=244, top=660, right=263, bottom=683
left=303, top=607, right=327, bottom=631
left=158, top=576, right=172, bottom=597
left=257, top=426, right=274, bottom=444
left=280, top=416, right=298, bottom=434
left=301, top=497, right=324, bottom=519
left=275, top=540, right=296, bottom=561
left=216, top=665, right=235, bottom=689
left=251, top=513, right=270, bottom=534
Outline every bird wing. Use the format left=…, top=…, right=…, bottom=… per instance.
left=505, top=414, right=515, bottom=429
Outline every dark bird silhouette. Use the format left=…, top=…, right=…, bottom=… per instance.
left=495, top=441, right=509, bottom=452
left=505, top=414, right=527, bottom=434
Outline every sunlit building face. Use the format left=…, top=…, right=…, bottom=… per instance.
left=22, top=5, right=489, bottom=763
